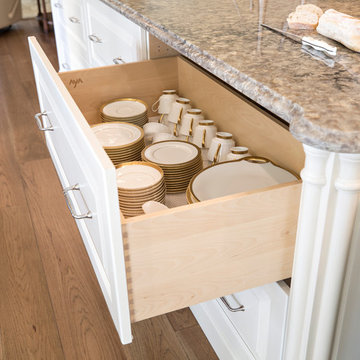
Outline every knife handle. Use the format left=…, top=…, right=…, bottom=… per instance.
left=302, top=36, right=337, bottom=56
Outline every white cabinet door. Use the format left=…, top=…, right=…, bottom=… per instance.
left=29, top=36, right=132, bottom=344
left=51, top=0, right=89, bottom=70
left=85, top=0, right=148, bottom=67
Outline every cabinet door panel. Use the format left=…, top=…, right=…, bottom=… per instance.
left=29, top=36, right=132, bottom=344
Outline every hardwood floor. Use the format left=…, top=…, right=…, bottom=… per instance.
left=0, top=19, right=217, bottom=359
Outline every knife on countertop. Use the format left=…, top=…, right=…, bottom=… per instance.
left=261, top=23, right=337, bottom=57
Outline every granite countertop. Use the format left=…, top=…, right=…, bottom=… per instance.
left=102, top=0, right=360, bottom=153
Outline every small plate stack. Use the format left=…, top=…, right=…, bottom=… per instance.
left=91, top=122, right=145, bottom=165
left=142, top=140, right=202, bottom=193
left=116, top=161, right=166, bottom=217
left=100, top=98, right=148, bottom=127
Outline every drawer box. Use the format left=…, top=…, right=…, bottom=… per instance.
left=29, top=36, right=304, bottom=344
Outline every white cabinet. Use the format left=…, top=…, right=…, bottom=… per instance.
left=29, top=36, right=304, bottom=349
left=50, top=0, right=148, bottom=70
left=191, top=282, right=289, bottom=360
left=85, top=0, right=148, bottom=67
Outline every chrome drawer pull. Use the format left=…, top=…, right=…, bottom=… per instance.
left=54, top=2, right=62, bottom=8
left=220, top=296, right=245, bottom=312
left=69, top=16, right=80, bottom=23
left=34, top=111, right=54, bottom=131
left=113, top=57, right=125, bottom=64
left=62, top=62, right=70, bottom=70
left=63, top=184, right=92, bottom=219
left=88, top=34, right=102, bottom=43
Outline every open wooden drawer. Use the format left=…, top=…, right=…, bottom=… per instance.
left=29, top=37, right=304, bottom=344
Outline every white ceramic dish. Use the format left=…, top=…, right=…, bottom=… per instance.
left=116, top=163, right=162, bottom=190
left=142, top=201, right=169, bottom=214
left=190, top=158, right=298, bottom=202
left=102, top=99, right=147, bottom=118
left=92, top=123, right=142, bottom=147
left=144, top=141, right=199, bottom=165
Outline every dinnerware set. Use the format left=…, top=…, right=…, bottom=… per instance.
left=91, top=122, right=145, bottom=165
left=141, top=140, right=203, bottom=193
left=100, top=98, right=148, bottom=127
left=152, top=91, right=252, bottom=164
left=116, top=161, right=166, bottom=217
left=186, top=156, right=299, bottom=204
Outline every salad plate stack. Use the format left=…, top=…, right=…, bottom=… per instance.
left=142, top=140, right=202, bottom=193
left=91, top=122, right=145, bottom=165
left=100, top=98, right=148, bottom=127
left=116, top=161, right=166, bottom=217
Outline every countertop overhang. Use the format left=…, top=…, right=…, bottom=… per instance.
left=101, top=0, right=360, bottom=153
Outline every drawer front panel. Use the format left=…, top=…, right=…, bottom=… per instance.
left=29, top=37, right=132, bottom=344
left=86, top=0, right=147, bottom=66
left=217, top=282, right=289, bottom=359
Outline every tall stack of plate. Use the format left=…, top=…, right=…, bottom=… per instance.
left=116, top=161, right=166, bottom=217
left=100, top=98, right=148, bottom=127
left=187, top=156, right=299, bottom=203
left=142, top=140, right=202, bottom=193
left=91, top=122, right=145, bottom=165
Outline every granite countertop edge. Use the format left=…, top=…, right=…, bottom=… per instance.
left=101, top=0, right=360, bottom=154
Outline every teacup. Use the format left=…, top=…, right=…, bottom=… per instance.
left=179, top=109, right=204, bottom=138
left=152, top=90, right=178, bottom=114
left=143, top=122, right=171, bottom=144
left=192, top=120, right=217, bottom=149
left=152, top=132, right=177, bottom=143
left=207, top=132, right=235, bottom=163
left=152, top=90, right=179, bottom=124
left=225, top=146, right=250, bottom=161
left=167, top=98, right=191, bottom=136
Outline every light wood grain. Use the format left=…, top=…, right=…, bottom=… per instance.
left=59, top=57, right=179, bottom=124
left=124, top=181, right=301, bottom=322
left=177, top=57, right=304, bottom=174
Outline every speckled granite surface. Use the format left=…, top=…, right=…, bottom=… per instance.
left=101, top=0, right=360, bottom=153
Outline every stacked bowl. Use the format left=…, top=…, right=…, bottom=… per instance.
left=116, top=161, right=166, bottom=217
left=141, top=140, right=202, bottom=193
left=91, top=122, right=145, bottom=165
left=100, top=98, right=148, bottom=127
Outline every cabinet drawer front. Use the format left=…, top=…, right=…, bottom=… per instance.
left=217, top=282, right=289, bottom=359
left=29, top=37, right=132, bottom=344
left=86, top=0, right=147, bottom=66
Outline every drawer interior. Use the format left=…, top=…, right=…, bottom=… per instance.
left=59, top=57, right=303, bottom=322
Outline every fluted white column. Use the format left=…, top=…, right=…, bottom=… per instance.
left=309, top=153, right=360, bottom=360
left=283, top=146, right=360, bottom=360
left=283, top=145, right=331, bottom=360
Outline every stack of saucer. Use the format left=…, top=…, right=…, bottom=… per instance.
left=141, top=140, right=202, bottom=193
left=116, top=161, right=166, bottom=217
left=100, top=98, right=148, bottom=127
left=91, top=122, right=145, bottom=165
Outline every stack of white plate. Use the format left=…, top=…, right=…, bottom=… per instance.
left=91, top=122, right=145, bottom=165
left=187, top=156, right=299, bottom=203
left=116, top=161, right=166, bottom=217
left=142, top=140, right=203, bottom=193
left=100, top=98, right=148, bottom=127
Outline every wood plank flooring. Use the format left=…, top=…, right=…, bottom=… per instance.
left=0, top=19, right=217, bottom=359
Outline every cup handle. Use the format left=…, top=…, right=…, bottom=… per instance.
left=177, top=108, right=183, bottom=125
left=189, top=118, right=194, bottom=136
left=173, top=122, right=178, bottom=136
left=151, top=98, right=160, bottom=112
left=202, top=129, right=207, bottom=148
left=158, top=114, right=164, bottom=123
left=213, top=143, right=221, bottom=164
